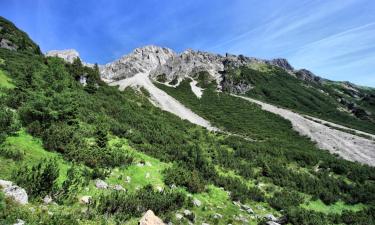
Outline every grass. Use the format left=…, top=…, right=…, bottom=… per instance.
left=302, top=199, right=365, bottom=214
left=0, top=130, right=70, bottom=183
left=0, top=69, right=14, bottom=89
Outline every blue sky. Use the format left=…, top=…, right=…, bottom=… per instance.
left=1, top=0, right=375, bottom=86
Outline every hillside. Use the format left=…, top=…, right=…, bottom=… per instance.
left=1, top=16, right=375, bottom=225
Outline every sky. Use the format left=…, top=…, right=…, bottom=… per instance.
left=1, top=0, right=375, bottom=87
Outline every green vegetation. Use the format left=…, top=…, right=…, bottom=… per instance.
left=222, top=65, right=375, bottom=134
left=0, top=69, right=14, bottom=89
left=0, top=17, right=374, bottom=225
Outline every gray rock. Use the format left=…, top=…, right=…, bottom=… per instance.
left=267, top=58, right=294, bottom=71
left=295, top=69, right=323, bottom=83
left=265, top=214, right=277, bottom=221
left=0, top=179, right=13, bottom=188
left=43, top=195, right=53, bottom=204
left=46, top=49, right=79, bottom=63
left=213, top=213, right=223, bottom=219
left=13, top=219, right=25, bottom=225
left=2, top=182, right=28, bottom=205
left=113, top=184, right=125, bottom=191
left=266, top=222, right=281, bottom=225
left=0, top=38, right=17, bottom=51
left=79, top=195, right=92, bottom=204
left=193, top=198, right=202, bottom=207
left=95, top=179, right=108, bottom=189
left=139, top=210, right=165, bottom=225
left=184, top=209, right=192, bottom=216
left=175, top=213, right=183, bottom=220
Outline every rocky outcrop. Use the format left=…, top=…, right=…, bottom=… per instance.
left=100, top=45, right=297, bottom=87
left=46, top=49, right=80, bottom=63
left=139, top=210, right=165, bottom=225
left=294, top=69, right=323, bottom=83
left=0, top=38, right=17, bottom=51
left=0, top=179, right=28, bottom=205
left=95, top=179, right=108, bottom=189
left=101, top=45, right=175, bottom=81
left=150, top=49, right=224, bottom=85
left=267, top=58, right=294, bottom=71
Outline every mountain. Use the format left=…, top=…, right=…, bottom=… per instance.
left=1, top=16, right=375, bottom=225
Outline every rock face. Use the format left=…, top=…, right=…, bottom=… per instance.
left=267, top=58, right=294, bottom=71
left=46, top=49, right=80, bottom=63
left=139, top=210, right=165, bottom=225
left=101, top=45, right=175, bottom=81
left=0, top=180, right=28, bottom=205
left=295, top=69, right=323, bottom=83
left=0, top=38, right=17, bottom=51
left=100, top=45, right=296, bottom=86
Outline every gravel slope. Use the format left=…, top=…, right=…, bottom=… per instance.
left=108, top=73, right=217, bottom=131
left=235, top=95, right=375, bottom=166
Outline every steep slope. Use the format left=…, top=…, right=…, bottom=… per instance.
left=1, top=17, right=375, bottom=225
left=236, top=95, right=375, bottom=166
left=0, top=16, right=41, bottom=54
left=108, top=72, right=216, bottom=130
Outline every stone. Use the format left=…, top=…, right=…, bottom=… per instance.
left=213, top=213, right=223, bottom=219
left=139, top=210, right=165, bottom=225
left=0, top=179, right=13, bottom=188
left=193, top=198, right=201, bottom=207
left=125, top=176, right=131, bottom=183
left=202, top=223, right=210, bottom=225
left=0, top=38, right=17, bottom=51
left=145, top=162, right=152, bottom=166
left=46, top=49, right=79, bottom=63
left=95, top=179, right=108, bottom=189
left=246, top=208, right=254, bottom=214
left=145, top=172, right=150, bottom=178
left=265, top=214, right=277, bottom=222
left=79, top=195, right=92, bottom=204
left=175, top=213, right=183, bottom=220
left=184, top=209, right=192, bottom=216
left=2, top=183, right=28, bottom=205
left=13, top=219, right=25, bottom=225
left=156, top=186, right=163, bottom=192
left=266, top=222, right=281, bottom=225
left=113, top=184, right=125, bottom=191
left=43, top=195, right=53, bottom=204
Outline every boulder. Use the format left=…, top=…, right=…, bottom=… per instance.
left=175, top=213, right=183, bottom=220
left=213, top=213, right=223, bottom=219
left=113, top=184, right=125, bottom=191
left=79, top=195, right=92, bottom=204
left=43, top=195, right=53, bottom=204
left=265, top=214, right=277, bottom=221
left=193, top=198, right=201, bottom=207
left=95, top=179, right=108, bottom=189
left=184, top=209, right=192, bottom=216
left=2, top=182, right=28, bottom=205
left=266, top=222, right=281, bottom=225
left=125, top=176, right=131, bottom=183
left=0, top=179, right=13, bottom=188
left=139, top=210, right=165, bottom=225
left=13, top=219, right=25, bottom=225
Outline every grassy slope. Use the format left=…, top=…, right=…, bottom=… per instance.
left=223, top=65, right=375, bottom=134
left=0, top=69, right=14, bottom=89
left=302, top=200, right=365, bottom=214
left=0, top=130, right=69, bottom=182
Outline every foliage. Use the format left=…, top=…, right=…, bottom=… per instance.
left=96, top=185, right=185, bottom=221
left=12, top=159, right=59, bottom=199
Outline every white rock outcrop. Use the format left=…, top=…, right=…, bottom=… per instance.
left=139, top=210, right=165, bottom=225
left=46, top=49, right=80, bottom=63
left=0, top=180, right=28, bottom=205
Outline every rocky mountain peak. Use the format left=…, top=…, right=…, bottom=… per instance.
left=100, top=45, right=176, bottom=81
left=267, top=58, right=294, bottom=71
left=46, top=49, right=80, bottom=63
